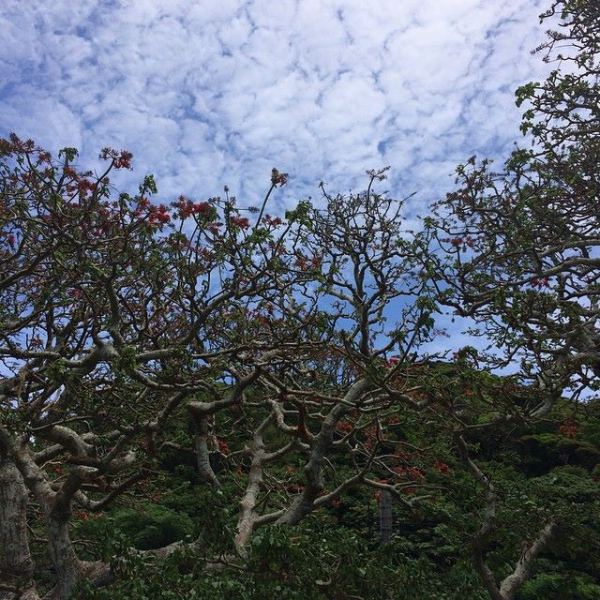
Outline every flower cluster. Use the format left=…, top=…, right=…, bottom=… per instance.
left=4, top=132, right=35, bottom=153
left=294, top=255, right=322, bottom=271
left=264, top=214, right=284, bottom=226
left=217, top=438, right=230, bottom=455
left=446, top=235, right=476, bottom=249
left=77, top=178, right=98, bottom=198
left=385, top=356, right=400, bottom=368
left=149, top=205, right=171, bottom=226
left=271, top=168, right=288, bottom=187
left=2, top=232, right=16, bottom=249
left=531, top=277, right=550, bottom=288
left=559, top=420, right=578, bottom=439
left=99, top=147, right=133, bottom=170
left=434, top=460, right=451, bottom=474
left=229, top=216, right=250, bottom=230
left=173, top=196, right=213, bottom=220
left=393, top=466, right=425, bottom=481
left=334, top=421, right=353, bottom=433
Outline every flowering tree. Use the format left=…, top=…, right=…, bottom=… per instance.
left=3, top=10, right=599, bottom=588
left=220, top=169, right=448, bottom=552
left=0, top=137, right=450, bottom=599
left=0, top=137, right=316, bottom=598
left=430, top=1, right=600, bottom=597
left=0, top=125, right=597, bottom=599
left=434, top=0, right=600, bottom=406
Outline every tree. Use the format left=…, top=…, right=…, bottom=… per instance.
left=431, top=1, right=600, bottom=597
left=0, top=140, right=449, bottom=599
left=0, top=137, right=313, bottom=598
left=433, top=0, right=600, bottom=404
left=3, top=4, right=600, bottom=594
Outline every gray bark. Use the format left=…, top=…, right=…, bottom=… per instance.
left=11, top=439, right=84, bottom=600
left=456, top=435, right=558, bottom=600
left=0, top=458, right=37, bottom=600
left=277, top=378, right=372, bottom=526
left=0, top=458, right=33, bottom=577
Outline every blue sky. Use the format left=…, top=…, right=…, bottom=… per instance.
left=0, top=0, right=556, bottom=360
left=1, top=0, right=552, bottom=211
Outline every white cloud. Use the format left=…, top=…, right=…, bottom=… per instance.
left=1, top=0, right=552, bottom=209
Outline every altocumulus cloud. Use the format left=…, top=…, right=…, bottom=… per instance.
left=0, top=0, right=551, bottom=210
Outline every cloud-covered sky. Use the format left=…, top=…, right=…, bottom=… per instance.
left=1, top=0, right=552, bottom=212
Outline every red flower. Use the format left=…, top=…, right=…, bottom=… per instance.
left=148, top=204, right=171, bottom=226
left=335, top=421, right=353, bottom=433
left=230, top=216, right=250, bottom=230
left=271, top=168, right=288, bottom=187
left=149, top=209, right=171, bottom=225
left=408, top=467, right=425, bottom=481
left=100, top=148, right=133, bottom=169
left=194, top=202, right=213, bottom=218
left=531, top=277, right=550, bottom=288
left=114, top=150, right=133, bottom=169
left=559, top=421, right=578, bottom=439
left=207, top=222, right=223, bottom=234
left=434, top=460, right=451, bottom=475
left=295, top=257, right=308, bottom=270
left=137, top=197, right=151, bottom=210
left=385, top=356, right=399, bottom=368
left=173, top=197, right=213, bottom=220
left=264, top=215, right=283, bottom=226
left=217, top=439, right=229, bottom=455
left=77, top=178, right=96, bottom=197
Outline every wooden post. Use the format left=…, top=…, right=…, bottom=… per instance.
left=379, top=490, right=392, bottom=543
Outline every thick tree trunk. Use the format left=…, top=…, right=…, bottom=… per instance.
left=191, top=415, right=220, bottom=488
left=45, top=518, right=82, bottom=600
left=0, top=457, right=37, bottom=600
left=43, top=516, right=112, bottom=599
left=277, top=379, right=373, bottom=527
left=9, top=440, right=85, bottom=600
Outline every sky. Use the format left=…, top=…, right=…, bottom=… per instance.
left=0, top=0, right=553, bottom=212
left=0, top=0, right=557, bottom=361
